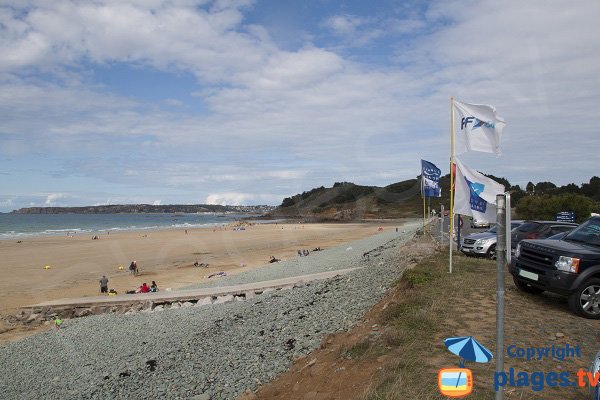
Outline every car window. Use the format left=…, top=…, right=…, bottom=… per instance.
left=546, top=232, right=567, bottom=240
left=517, top=222, right=538, bottom=232
left=487, top=226, right=497, bottom=233
left=563, top=218, right=600, bottom=247
left=550, top=226, right=575, bottom=235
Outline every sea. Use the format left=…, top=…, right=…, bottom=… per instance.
left=0, top=213, right=264, bottom=240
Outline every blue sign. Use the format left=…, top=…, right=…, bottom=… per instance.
left=556, top=211, right=576, bottom=223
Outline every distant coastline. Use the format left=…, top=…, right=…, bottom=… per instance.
left=10, top=204, right=275, bottom=214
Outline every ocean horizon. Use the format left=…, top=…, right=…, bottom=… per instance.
left=0, top=212, right=267, bottom=240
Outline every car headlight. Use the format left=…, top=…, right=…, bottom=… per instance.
left=555, top=256, right=580, bottom=273
left=515, top=243, right=521, bottom=258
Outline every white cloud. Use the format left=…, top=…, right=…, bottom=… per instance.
left=323, top=14, right=383, bottom=46
left=152, top=200, right=162, bottom=205
left=326, top=14, right=365, bottom=36
left=1, top=0, right=599, bottom=212
left=0, top=197, right=14, bottom=207
left=0, top=0, right=269, bottom=83
left=205, top=192, right=254, bottom=206
left=45, top=193, right=66, bottom=205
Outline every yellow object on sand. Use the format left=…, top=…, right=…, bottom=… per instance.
left=118, top=265, right=124, bottom=270
left=44, top=265, right=51, bottom=270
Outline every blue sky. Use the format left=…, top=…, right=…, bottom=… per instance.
left=1, top=0, right=599, bottom=212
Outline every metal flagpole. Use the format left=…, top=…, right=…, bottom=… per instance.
left=421, top=171, right=425, bottom=233
left=449, top=96, right=455, bottom=273
left=423, top=195, right=426, bottom=234
left=495, top=194, right=507, bottom=400
left=427, top=196, right=430, bottom=221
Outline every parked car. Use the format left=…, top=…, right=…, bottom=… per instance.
left=509, top=216, right=600, bottom=319
left=510, top=220, right=578, bottom=252
left=471, top=217, right=491, bottom=229
left=461, top=220, right=525, bottom=259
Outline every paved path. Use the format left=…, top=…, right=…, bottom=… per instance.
left=25, top=267, right=360, bottom=309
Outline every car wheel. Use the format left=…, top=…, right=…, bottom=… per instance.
left=513, top=276, right=544, bottom=294
left=568, top=278, right=600, bottom=319
left=487, top=245, right=496, bottom=260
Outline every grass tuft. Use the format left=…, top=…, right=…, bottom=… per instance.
left=401, top=269, right=436, bottom=288
left=363, top=249, right=497, bottom=399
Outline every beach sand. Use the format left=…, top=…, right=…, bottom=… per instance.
left=0, top=221, right=400, bottom=316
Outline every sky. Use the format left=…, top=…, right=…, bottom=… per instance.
left=1, top=0, right=599, bottom=212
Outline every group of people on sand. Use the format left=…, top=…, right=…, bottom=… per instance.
left=124, top=281, right=159, bottom=294
left=297, top=247, right=322, bottom=257
left=135, top=281, right=159, bottom=293
left=99, top=258, right=159, bottom=295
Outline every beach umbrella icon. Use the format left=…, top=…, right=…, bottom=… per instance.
left=444, top=336, right=493, bottom=367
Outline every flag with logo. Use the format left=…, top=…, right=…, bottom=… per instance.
left=453, top=158, right=505, bottom=222
left=453, top=100, right=506, bottom=156
left=421, top=159, right=442, bottom=197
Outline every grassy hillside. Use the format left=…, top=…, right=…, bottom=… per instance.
left=268, top=175, right=453, bottom=220
left=269, top=173, right=600, bottom=221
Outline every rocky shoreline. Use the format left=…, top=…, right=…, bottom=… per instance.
left=0, top=222, right=433, bottom=399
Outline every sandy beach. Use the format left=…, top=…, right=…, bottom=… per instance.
left=0, top=221, right=424, bottom=399
left=0, top=221, right=400, bottom=315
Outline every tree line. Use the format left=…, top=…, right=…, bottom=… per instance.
left=419, top=174, right=599, bottom=222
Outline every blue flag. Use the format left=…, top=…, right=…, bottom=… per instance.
left=465, top=177, right=487, bottom=212
left=421, top=159, right=441, bottom=197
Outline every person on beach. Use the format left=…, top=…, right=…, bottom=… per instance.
left=54, top=317, right=63, bottom=330
left=140, top=283, right=150, bottom=293
left=150, top=281, right=158, bottom=292
left=129, top=261, right=138, bottom=275
left=269, top=256, right=280, bottom=263
left=99, top=275, right=109, bottom=294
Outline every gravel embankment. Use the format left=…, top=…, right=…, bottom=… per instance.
left=182, top=221, right=421, bottom=289
left=0, top=220, right=425, bottom=400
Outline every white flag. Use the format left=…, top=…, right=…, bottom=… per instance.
left=453, top=158, right=505, bottom=223
left=453, top=99, right=506, bottom=156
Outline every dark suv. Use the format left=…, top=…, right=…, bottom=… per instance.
left=511, top=220, right=578, bottom=252
left=509, top=216, right=600, bottom=319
